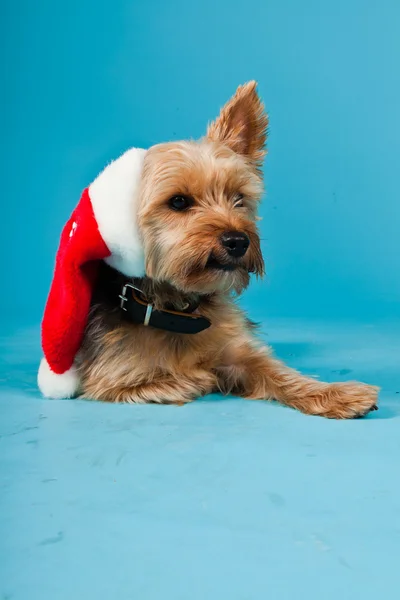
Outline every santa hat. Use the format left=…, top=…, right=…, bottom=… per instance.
left=38, top=147, right=147, bottom=399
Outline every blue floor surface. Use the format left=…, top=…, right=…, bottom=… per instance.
left=1, top=319, right=399, bottom=599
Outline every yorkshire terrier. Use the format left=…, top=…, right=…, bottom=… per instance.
left=77, top=82, right=379, bottom=418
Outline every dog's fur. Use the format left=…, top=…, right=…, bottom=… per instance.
left=77, top=82, right=379, bottom=418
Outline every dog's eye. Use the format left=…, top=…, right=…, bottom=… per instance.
left=234, top=194, right=244, bottom=208
left=168, top=195, right=193, bottom=211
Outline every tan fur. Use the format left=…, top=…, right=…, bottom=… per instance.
left=78, top=82, right=379, bottom=418
left=207, top=81, right=268, bottom=171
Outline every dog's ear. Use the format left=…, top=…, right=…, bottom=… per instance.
left=207, top=81, right=268, bottom=168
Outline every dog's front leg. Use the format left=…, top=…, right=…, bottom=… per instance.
left=81, top=369, right=217, bottom=404
left=216, top=342, right=379, bottom=419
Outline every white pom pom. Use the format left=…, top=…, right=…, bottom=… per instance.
left=38, top=358, right=80, bottom=399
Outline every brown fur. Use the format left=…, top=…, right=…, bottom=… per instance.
left=77, top=82, right=379, bottom=418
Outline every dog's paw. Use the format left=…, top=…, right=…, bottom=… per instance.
left=305, top=382, right=379, bottom=419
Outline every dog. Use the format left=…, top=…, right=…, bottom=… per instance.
left=76, top=82, right=379, bottom=418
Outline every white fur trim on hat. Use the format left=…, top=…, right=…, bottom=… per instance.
left=38, top=358, right=80, bottom=399
left=89, top=147, right=147, bottom=277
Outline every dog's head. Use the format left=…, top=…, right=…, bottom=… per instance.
left=138, top=82, right=268, bottom=295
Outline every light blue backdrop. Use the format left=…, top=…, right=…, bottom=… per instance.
left=1, top=3, right=400, bottom=600
left=2, top=0, right=399, bottom=325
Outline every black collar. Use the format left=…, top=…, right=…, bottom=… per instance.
left=118, top=283, right=211, bottom=334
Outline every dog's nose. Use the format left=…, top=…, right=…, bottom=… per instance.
left=220, top=231, right=250, bottom=258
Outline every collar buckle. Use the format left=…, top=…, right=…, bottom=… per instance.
left=119, top=283, right=144, bottom=310
left=120, top=283, right=153, bottom=325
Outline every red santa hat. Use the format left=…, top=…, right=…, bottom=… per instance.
left=38, top=147, right=147, bottom=398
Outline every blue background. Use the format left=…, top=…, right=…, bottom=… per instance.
left=2, top=0, right=400, bottom=323
left=1, top=1, right=400, bottom=599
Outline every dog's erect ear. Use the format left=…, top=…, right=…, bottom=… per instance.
left=207, top=81, right=268, bottom=167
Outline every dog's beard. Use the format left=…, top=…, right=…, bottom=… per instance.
left=152, top=257, right=250, bottom=295
left=144, top=232, right=263, bottom=295
left=182, top=258, right=251, bottom=295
